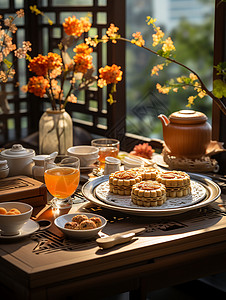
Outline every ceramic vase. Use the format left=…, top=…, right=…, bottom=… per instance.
left=39, top=109, right=73, bottom=155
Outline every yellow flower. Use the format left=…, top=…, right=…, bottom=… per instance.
left=151, top=64, right=164, bottom=76
left=152, top=27, right=164, bottom=46
left=85, top=37, right=98, bottom=47
left=30, top=5, right=42, bottom=16
left=101, top=35, right=109, bottom=43
left=162, top=37, right=175, bottom=52
left=146, top=17, right=156, bottom=25
left=156, top=83, right=170, bottom=94
left=189, top=73, right=198, bottom=81
left=187, top=96, right=196, bottom=107
left=177, top=77, right=183, bottom=83
left=198, top=90, right=206, bottom=98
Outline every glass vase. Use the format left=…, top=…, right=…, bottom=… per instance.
left=39, top=109, right=73, bottom=155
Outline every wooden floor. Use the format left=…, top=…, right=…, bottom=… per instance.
left=103, top=279, right=226, bottom=300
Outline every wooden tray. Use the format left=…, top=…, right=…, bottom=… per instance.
left=0, top=176, right=47, bottom=207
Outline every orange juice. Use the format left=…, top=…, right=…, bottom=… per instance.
left=44, top=167, right=80, bottom=199
left=98, top=147, right=119, bottom=169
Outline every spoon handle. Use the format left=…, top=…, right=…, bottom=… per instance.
left=96, top=227, right=146, bottom=249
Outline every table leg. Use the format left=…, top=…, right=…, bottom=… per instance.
left=129, top=287, right=147, bottom=300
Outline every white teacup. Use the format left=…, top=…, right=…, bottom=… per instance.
left=67, top=146, right=99, bottom=167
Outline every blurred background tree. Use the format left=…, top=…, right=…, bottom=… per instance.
left=126, top=0, right=215, bottom=139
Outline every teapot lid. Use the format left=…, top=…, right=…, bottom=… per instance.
left=0, top=144, right=35, bottom=158
left=169, top=110, right=208, bottom=125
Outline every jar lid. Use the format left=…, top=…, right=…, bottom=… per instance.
left=0, top=144, right=35, bottom=159
left=105, top=156, right=121, bottom=165
left=169, top=110, right=208, bottom=125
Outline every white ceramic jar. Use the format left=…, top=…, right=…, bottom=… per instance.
left=32, top=155, right=49, bottom=182
left=104, top=156, right=121, bottom=175
left=0, top=144, right=35, bottom=177
left=32, top=152, right=58, bottom=182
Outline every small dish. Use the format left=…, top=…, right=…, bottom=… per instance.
left=0, top=219, right=39, bottom=240
left=54, top=213, right=107, bottom=240
left=36, top=219, right=52, bottom=230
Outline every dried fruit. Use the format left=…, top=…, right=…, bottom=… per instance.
left=130, top=143, right=154, bottom=159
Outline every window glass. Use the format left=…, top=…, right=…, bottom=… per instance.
left=126, top=0, right=215, bottom=139
left=53, top=0, right=92, bottom=6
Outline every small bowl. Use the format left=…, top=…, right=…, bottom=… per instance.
left=122, top=156, right=144, bottom=170
left=67, top=146, right=99, bottom=167
left=54, top=213, right=107, bottom=240
left=0, top=202, right=33, bottom=236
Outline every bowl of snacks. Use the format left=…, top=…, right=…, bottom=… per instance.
left=0, top=202, right=33, bottom=236
left=54, top=213, right=107, bottom=240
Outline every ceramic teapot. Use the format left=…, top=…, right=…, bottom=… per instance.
left=158, top=110, right=212, bottom=158
left=0, top=144, right=35, bottom=177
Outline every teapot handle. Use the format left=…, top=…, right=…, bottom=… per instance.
left=158, top=114, right=169, bottom=126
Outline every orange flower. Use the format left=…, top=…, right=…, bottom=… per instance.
left=106, top=23, right=119, bottom=37
left=73, top=43, right=93, bottom=55
left=47, top=52, right=62, bottom=70
left=106, top=24, right=120, bottom=43
left=156, top=83, right=170, bottom=94
left=51, top=79, right=62, bottom=99
left=63, top=16, right=91, bottom=37
left=27, top=76, right=49, bottom=97
left=28, top=54, right=48, bottom=76
left=80, top=17, right=92, bottom=33
left=131, top=32, right=145, bottom=47
left=98, top=64, right=123, bottom=87
left=74, top=53, right=93, bottom=74
left=28, top=52, right=62, bottom=77
left=67, top=94, right=77, bottom=103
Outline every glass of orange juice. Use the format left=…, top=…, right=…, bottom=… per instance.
left=91, top=138, right=120, bottom=170
left=44, top=155, right=80, bottom=209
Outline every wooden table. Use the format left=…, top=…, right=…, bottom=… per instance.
left=1, top=179, right=226, bottom=300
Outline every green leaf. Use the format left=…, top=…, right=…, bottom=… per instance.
left=213, top=79, right=226, bottom=98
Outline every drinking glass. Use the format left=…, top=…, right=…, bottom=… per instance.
left=91, top=138, right=120, bottom=170
left=44, top=155, right=80, bottom=209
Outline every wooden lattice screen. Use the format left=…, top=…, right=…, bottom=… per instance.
left=0, top=0, right=126, bottom=147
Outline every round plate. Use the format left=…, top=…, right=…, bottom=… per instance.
left=95, top=180, right=206, bottom=210
left=0, top=219, right=40, bottom=240
left=82, top=174, right=221, bottom=216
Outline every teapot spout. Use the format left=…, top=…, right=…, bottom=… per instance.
left=158, top=114, right=169, bottom=128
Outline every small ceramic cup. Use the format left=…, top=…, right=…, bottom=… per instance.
left=104, top=156, right=121, bottom=175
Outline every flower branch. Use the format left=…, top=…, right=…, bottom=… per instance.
left=87, top=16, right=226, bottom=115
